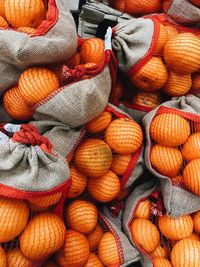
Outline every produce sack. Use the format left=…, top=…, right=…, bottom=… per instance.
left=0, top=0, right=77, bottom=94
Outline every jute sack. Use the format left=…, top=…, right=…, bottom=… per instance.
left=0, top=0, right=77, bottom=94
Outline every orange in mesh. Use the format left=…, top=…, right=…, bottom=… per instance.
left=87, top=170, right=121, bottom=203
left=56, top=230, right=90, bottom=267
left=42, top=260, right=59, bottom=267
left=134, top=199, right=152, bottom=220
left=0, top=197, right=29, bottom=242
left=66, top=165, right=87, bottom=199
left=151, top=245, right=167, bottom=258
left=80, top=38, right=104, bottom=64
left=86, top=223, right=104, bottom=251
left=132, top=91, right=163, bottom=109
left=158, top=214, right=193, bottom=240
left=65, top=200, right=98, bottom=234
left=162, top=71, right=192, bottom=96
left=20, top=212, right=66, bottom=261
left=131, top=57, right=168, bottom=92
left=28, top=202, right=49, bottom=213
left=3, top=85, right=33, bottom=120
left=112, top=79, right=124, bottom=101
left=0, top=15, right=8, bottom=27
left=18, top=67, right=60, bottom=105
left=189, top=233, right=200, bottom=241
left=5, top=0, right=46, bottom=28
left=171, top=238, right=200, bottom=267
left=182, top=133, right=200, bottom=161
left=86, top=111, right=112, bottom=134
left=183, top=158, right=200, bottom=196
left=193, top=121, right=200, bottom=132
left=28, top=192, right=62, bottom=208
left=111, top=154, right=132, bottom=176
left=193, top=211, right=200, bottom=234
left=0, top=246, right=6, bottom=267
left=153, top=257, right=172, bottom=267
left=65, top=52, right=81, bottom=68
left=190, top=0, right=200, bottom=7
left=171, top=175, right=185, bottom=187
left=154, top=24, right=168, bottom=56
left=7, top=248, right=39, bottom=267
left=150, top=144, right=183, bottom=177
left=17, top=27, right=36, bottom=34
left=74, top=138, right=113, bottom=177
left=83, top=252, right=104, bottom=267
left=165, top=25, right=179, bottom=40
left=150, top=113, right=190, bottom=146
left=98, top=232, right=120, bottom=266
left=0, top=0, right=5, bottom=18
left=164, top=33, right=200, bottom=74
left=105, top=118, right=143, bottom=154
left=191, top=73, right=200, bottom=93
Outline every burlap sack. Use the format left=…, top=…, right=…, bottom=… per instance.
left=0, top=0, right=77, bottom=94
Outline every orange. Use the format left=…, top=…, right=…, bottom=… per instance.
left=183, top=159, right=200, bottom=196
left=153, top=257, right=172, bottom=267
left=27, top=202, right=49, bottom=212
left=3, top=85, right=33, bottom=120
left=193, top=211, right=200, bottom=234
left=0, top=0, right=5, bottom=18
left=171, top=175, right=185, bottom=187
left=74, top=138, right=113, bottom=177
left=7, top=248, right=38, bottom=267
left=150, top=144, right=183, bottom=177
left=154, top=24, right=169, bottom=56
left=130, top=218, right=160, bottom=253
left=164, top=33, right=200, bottom=74
left=0, top=197, right=29, bottom=242
left=132, top=91, right=163, bottom=109
left=0, top=246, right=6, bottom=267
left=151, top=245, right=167, bottom=258
left=86, top=224, right=104, bottom=251
left=65, top=200, right=98, bottom=234
left=182, top=133, right=200, bottom=161
left=18, top=67, right=60, bottom=105
left=83, top=253, right=104, bottom=267
left=28, top=192, right=62, bottom=208
left=191, top=73, right=200, bottom=93
left=190, top=0, right=200, bottom=7
left=98, top=232, right=120, bottom=266
left=158, top=214, right=193, bottom=240
left=5, top=0, right=46, bottom=28
left=86, top=111, right=112, bottom=134
left=189, top=233, right=200, bottom=241
left=162, top=71, right=192, bottom=96
left=20, top=212, right=66, bottom=261
left=112, top=79, right=124, bottom=100
left=165, top=25, right=179, bottom=39
left=17, top=27, right=36, bottom=34
left=66, top=165, right=87, bottom=198
left=171, top=238, right=200, bottom=267
left=87, top=170, right=121, bottom=203
left=0, top=15, right=8, bottom=27
left=134, top=199, right=152, bottom=219
left=80, top=38, right=104, bottom=64
left=105, top=118, right=143, bottom=154
left=66, top=52, right=81, bottom=68
left=56, top=230, right=90, bottom=267
left=111, top=154, right=132, bottom=176
left=131, top=57, right=168, bottom=91
left=150, top=113, right=190, bottom=146
left=193, top=121, right=200, bottom=132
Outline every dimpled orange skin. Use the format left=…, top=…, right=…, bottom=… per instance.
left=80, top=38, right=104, bottom=64
left=134, top=199, right=152, bottom=219
left=132, top=91, right=163, bottom=109
left=18, top=67, right=60, bottom=105
left=171, top=238, right=200, bottom=267
left=74, top=138, right=113, bottom=177
left=105, top=118, right=143, bottom=154
left=28, top=192, right=62, bottom=208
left=165, top=25, right=179, bottom=40
left=131, top=218, right=160, bottom=253
left=3, top=85, right=33, bottom=120
left=0, top=0, right=5, bottom=17
left=0, top=246, right=6, bottom=267
left=86, top=224, right=104, bottom=251
left=182, top=133, right=200, bottom=161
left=83, top=253, right=104, bottom=267
left=154, top=24, right=169, bottom=56
left=150, top=113, right=190, bottom=146
left=86, top=112, right=112, bottom=134
left=7, top=248, right=39, bottom=267
left=0, top=15, right=9, bottom=27
left=98, top=232, right=120, bottom=266
left=193, top=211, right=200, bottom=233
left=20, top=212, right=66, bottom=261
left=17, top=27, right=36, bottom=34
left=65, top=200, right=98, bottom=234
left=150, top=144, right=183, bottom=177
left=66, top=165, right=87, bottom=199
left=87, top=170, right=121, bottom=203
left=151, top=245, right=167, bottom=258
left=111, top=154, right=132, bottom=176
left=131, top=57, right=168, bottom=92
left=183, top=159, right=200, bottom=196
left=56, top=230, right=90, bottom=267
left=153, top=257, right=172, bottom=267
left=5, top=0, right=46, bottom=28
left=0, top=197, right=29, bottom=242
left=190, top=0, right=200, bottom=7
left=158, top=214, right=193, bottom=240
left=191, top=73, right=200, bottom=93
left=164, top=33, right=200, bottom=74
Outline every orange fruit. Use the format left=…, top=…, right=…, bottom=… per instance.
left=66, top=166, right=87, bottom=199
left=131, top=57, right=168, bottom=91
left=193, top=121, right=200, bottom=132
left=27, top=202, right=49, bottom=213
left=158, top=214, right=193, bottom=240
left=193, top=211, right=200, bottom=234
left=132, top=91, right=163, bottom=109
left=182, top=133, right=200, bottom=161
left=150, top=113, right=190, bottom=146
left=87, top=170, right=121, bottom=203
left=80, top=38, right=104, bottom=64
left=153, top=257, right=172, bottom=267
left=3, top=85, right=33, bottom=120
left=190, top=0, right=200, bottom=7
left=154, top=24, right=169, bottom=56
left=130, top=218, right=160, bottom=253
left=5, top=0, right=46, bottom=28
left=162, top=71, right=192, bottom=96
left=134, top=199, right=152, bottom=219
left=98, top=232, right=120, bottom=266
left=0, top=0, right=5, bottom=18
left=42, top=261, right=59, bottom=267
left=165, top=25, right=179, bottom=39
left=171, top=175, right=185, bottom=187
left=83, top=253, right=104, bottom=267
left=171, top=238, right=200, bottom=267
left=66, top=52, right=81, bottom=68
left=151, top=245, right=167, bottom=258
left=56, top=230, right=90, bottom=267
left=112, top=79, right=124, bottom=100
left=17, top=27, right=36, bottom=34
left=65, top=200, right=98, bottom=234
left=0, top=197, right=29, bottom=242
left=191, top=73, right=200, bottom=93
left=74, top=138, right=113, bottom=177
left=18, top=67, right=60, bottom=105
left=111, top=154, right=132, bottom=176
left=0, top=246, right=6, bottom=267
left=86, top=112, right=112, bottom=134
left=28, top=192, right=62, bottom=208
left=105, top=118, right=143, bottom=154
left=86, top=224, right=104, bottom=251
left=189, top=233, right=200, bottom=241
left=150, top=144, right=183, bottom=177
left=20, top=212, right=66, bottom=261
left=183, top=159, right=200, bottom=196
left=0, top=15, right=8, bottom=27
left=164, top=33, right=200, bottom=74
left=7, top=248, right=38, bottom=267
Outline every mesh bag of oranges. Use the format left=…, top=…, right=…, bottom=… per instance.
left=123, top=180, right=200, bottom=267
left=0, top=0, right=77, bottom=94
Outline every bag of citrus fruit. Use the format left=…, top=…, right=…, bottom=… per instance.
left=0, top=0, right=77, bottom=94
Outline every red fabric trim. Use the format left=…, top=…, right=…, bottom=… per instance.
left=121, top=101, right=153, bottom=112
